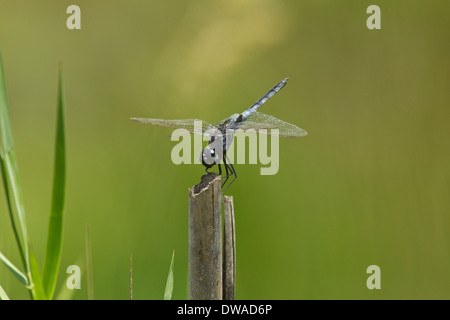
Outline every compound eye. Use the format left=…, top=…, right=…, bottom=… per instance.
left=210, top=149, right=216, bottom=157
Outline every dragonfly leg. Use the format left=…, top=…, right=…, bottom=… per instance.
left=221, top=157, right=230, bottom=188
left=218, top=163, right=222, bottom=176
left=222, top=155, right=237, bottom=192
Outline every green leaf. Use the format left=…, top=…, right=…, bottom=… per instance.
left=0, top=47, right=31, bottom=285
left=0, top=251, right=28, bottom=285
left=42, top=62, right=66, bottom=300
left=28, top=246, right=46, bottom=300
left=164, top=250, right=175, bottom=300
left=0, top=284, right=10, bottom=300
left=0, top=49, right=13, bottom=150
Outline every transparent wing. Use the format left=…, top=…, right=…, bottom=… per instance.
left=234, top=112, right=307, bottom=138
left=130, top=117, right=215, bottom=136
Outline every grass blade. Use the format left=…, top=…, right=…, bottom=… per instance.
left=0, top=284, right=9, bottom=300
left=0, top=47, right=31, bottom=290
left=0, top=49, right=13, bottom=151
left=129, top=255, right=132, bottom=300
left=0, top=251, right=28, bottom=285
left=85, top=225, right=94, bottom=300
left=42, top=62, right=66, bottom=299
left=28, top=246, right=46, bottom=300
left=0, top=152, right=24, bottom=263
left=164, top=250, right=175, bottom=300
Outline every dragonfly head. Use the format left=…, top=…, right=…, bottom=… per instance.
left=200, top=145, right=220, bottom=169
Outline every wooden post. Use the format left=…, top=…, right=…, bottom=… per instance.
left=223, top=195, right=236, bottom=300
left=188, top=172, right=222, bottom=300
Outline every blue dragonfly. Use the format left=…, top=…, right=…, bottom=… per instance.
left=131, top=78, right=307, bottom=190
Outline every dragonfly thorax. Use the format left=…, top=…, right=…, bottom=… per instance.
left=201, top=145, right=220, bottom=169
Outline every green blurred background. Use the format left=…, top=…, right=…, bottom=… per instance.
left=0, top=0, right=449, bottom=299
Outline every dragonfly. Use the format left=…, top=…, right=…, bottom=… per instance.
left=131, top=78, right=307, bottom=191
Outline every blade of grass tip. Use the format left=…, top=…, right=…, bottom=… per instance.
left=28, top=245, right=46, bottom=300
left=0, top=283, right=10, bottom=300
left=163, top=250, right=175, bottom=300
left=42, top=62, right=66, bottom=300
left=0, top=251, right=28, bottom=285
left=0, top=47, right=31, bottom=291
left=85, top=225, right=94, bottom=300
left=129, top=255, right=132, bottom=300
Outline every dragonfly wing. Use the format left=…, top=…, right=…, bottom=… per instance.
left=130, top=117, right=215, bottom=136
left=235, top=112, right=307, bottom=138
